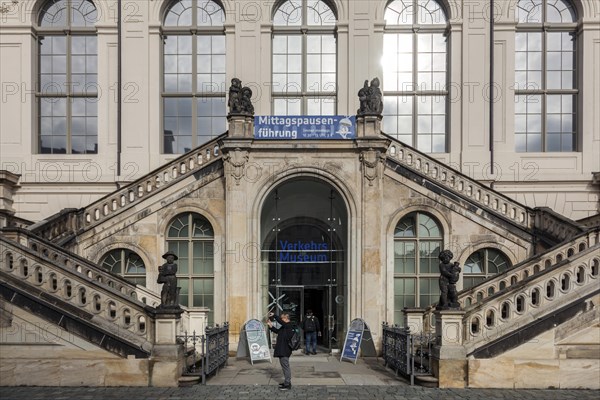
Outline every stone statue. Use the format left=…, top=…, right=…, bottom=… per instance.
left=437, top=249, right=461, bottom=310
left=157, top=251, right=179, bottom=308
left=228, top=78, right=254, bottom=115
left=357, top=77, right=383, bottom=116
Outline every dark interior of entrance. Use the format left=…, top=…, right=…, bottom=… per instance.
left=261, top=178, right=347, bottom=352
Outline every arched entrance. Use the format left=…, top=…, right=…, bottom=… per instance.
left=260, top=178, right=347, bottom=352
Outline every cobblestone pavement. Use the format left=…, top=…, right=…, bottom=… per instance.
left=1, top=386, right=599, bottom=400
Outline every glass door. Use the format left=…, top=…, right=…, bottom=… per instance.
left=273, top=286, right=303, bottom=326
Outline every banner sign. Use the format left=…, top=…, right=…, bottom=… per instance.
left=254, top=116, right=356, bottom=140
left=244, top=319, right=271, bottom=364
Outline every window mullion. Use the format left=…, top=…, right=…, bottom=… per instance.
left=413, top=32, right=418, bottom=145
left=302, top=31, right=307, bottom=114
left=66, top=33, right=72, bottom=154
left=192, top=34, right=198, bottom=148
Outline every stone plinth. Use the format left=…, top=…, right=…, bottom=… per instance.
left=154, top=307, right=184, bottom=344
left=227, top=114, right=254, bottom=138
left=403, top=308, right=425, bottom=334
left=150, top=308, right=185, bottom=387
left=356, top=115, right=382, bottom=137
left=432, top=309, right=467, bottom=388
left=434, top=309, right=465, bottom=347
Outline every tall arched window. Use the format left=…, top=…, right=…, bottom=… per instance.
left=393, top=211, right=442, bottom=324
left=515, top=0, right=578, bottom=152
left=463, top=248, right=510, bottom=289
left=166, top=213, right=214, bottom=322
left=100, top=249, right=147, bottom=286
left=37, top=0, right=98, bottom=154
left=383, top=0, right=448, bottom=153
left=162, top=0, right=226, bottom=154
left=272, top=0, right=337, bottom=115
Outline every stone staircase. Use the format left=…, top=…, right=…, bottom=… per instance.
left=419, top=227, right=600, bottom=358
left=0, top=228, right=155, bottom=357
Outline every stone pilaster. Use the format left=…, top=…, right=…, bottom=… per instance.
left=355, top=137, right=389, bottom=349
left=219, top=137, right=253, bottom=342
left=0, top=171, right=20, bottom=229
left=432, top=309, right=467, bottom=388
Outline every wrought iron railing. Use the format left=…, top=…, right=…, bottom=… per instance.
left=177, top=322, right=229, bottom=384
left=382, top=323, right=435, bottom=385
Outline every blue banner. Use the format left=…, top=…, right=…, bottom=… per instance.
left=254, top=116, right=356, bottom=140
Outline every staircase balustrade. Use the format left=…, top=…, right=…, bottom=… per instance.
left=0, top=233, right=154, bottom=346
left=463, top=243, right=599, bottom=353
left=387, top=141, right=533, bottom=229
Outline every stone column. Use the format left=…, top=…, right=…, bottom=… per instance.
left=150, top=308, right=185, bottom=387
left=432, top=309, right=467, bottom=388
left=403, top=308, right=425, bottom=334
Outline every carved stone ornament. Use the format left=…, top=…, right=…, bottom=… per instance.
left=223, top=148, right=249, bottom=186
left=360, top=149, right=385, bottom=186
left=0, top=0, right=18, bottom=14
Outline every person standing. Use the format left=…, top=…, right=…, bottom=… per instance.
left=267, top=312, right=293, bottom=390
left=301, top=309, right=321, bottom=355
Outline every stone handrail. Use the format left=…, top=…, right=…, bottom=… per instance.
left=533, top=207, right=587, bottom=244
left=81, top=138, right=224, bottom=228
left=29, top=136, right=225, bottom=242
left=463, top=243, right=600, bottom=354
left=386, top=140, right=533, bottom=229
left=0, top=234, right=155, bottom=349
left=460, top=227, right=600, bottom=308
left=3, top=227, right=143, bottom=299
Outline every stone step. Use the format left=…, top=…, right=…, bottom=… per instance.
left=415, top=374, right=438, bottom=388
left=178, top=375, right=201, bottom=387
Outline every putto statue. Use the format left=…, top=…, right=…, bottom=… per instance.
left=357, top=77, right=383, bottom=116
left=437, top=249, right=462, bottom=310
left=157, top=251, right=180, bottom=308
left=228, top=78, right=254, bottom=115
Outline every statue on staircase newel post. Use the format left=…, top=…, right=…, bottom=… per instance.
left=437, top=249, right=462, bottom=310
left=228, top=78, right=255, bottom=116
left=357, top=77, right=383, bottom=116
left=157, top=251, right=181, bottom=309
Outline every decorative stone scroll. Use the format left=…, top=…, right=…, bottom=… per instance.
left=359, top=149, right=385, bottom=186
left=223, top=148, right=249, bottom=186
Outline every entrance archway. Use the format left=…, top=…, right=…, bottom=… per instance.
left=260, top=178, right=347, bottom=352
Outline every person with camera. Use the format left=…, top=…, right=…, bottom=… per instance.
left=301, top=309, right=321, bottom=355
left=267, top=311, right=293, bottom=390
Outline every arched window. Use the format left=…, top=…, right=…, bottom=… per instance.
left=515, top=0, right=578, bottom=152
left=37, top=0, right=98, bottom=154
left=100, top=249, right=147, bottom=286
left=463, top=248, right=510, bottom=290
left=272, top=0, right=337, bottom=115
left=166, top=213, right=214, bottom=322
left=162, top=0, right=226, bottom=154
left=393, top=211, right=442, bottom=324
left=383, top=0, right=448, bottom=153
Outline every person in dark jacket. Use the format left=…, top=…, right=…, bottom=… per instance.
left=301, top=309, right=321, bottom=355
left=267, top=311, right=293, bottom=390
